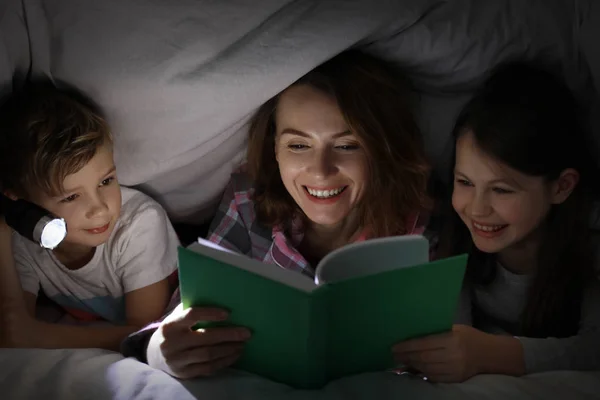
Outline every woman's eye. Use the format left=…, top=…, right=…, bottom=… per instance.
left=101, top=176, right=115, bottom=186
left=288, top=144, right=308, bottom=150
left=335, top=144, right=360, bottom=151
left=61, top=194, right=79, bottom=203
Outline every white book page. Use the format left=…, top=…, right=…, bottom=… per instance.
left=314, top=235, right=429, bottom=284
left=187, top=238, right=317, bottom=292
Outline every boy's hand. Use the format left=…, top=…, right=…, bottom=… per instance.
left=0, top=216, right=11, bottom=241
left=0, top=306, right=40, bottom=348
left=146, top=304, right=251, bottom=379
left=392, top=324, right=490, bottom=383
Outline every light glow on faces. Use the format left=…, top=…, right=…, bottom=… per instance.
left=274, top=85, right=369, bottom=229
left=452, top=131, right=563, bottom=256
left=33, top=142, right=122, bottom=253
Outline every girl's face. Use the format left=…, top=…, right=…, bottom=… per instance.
left=274, top=84, right=369, bottom=228
left=452, top=131, right=571, bottom=256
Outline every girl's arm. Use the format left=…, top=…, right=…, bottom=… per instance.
left=393, top=281, right=600, bottom=382
left=393, top=324, right=525, bottom=383
left=516, top=280, right=600, bottom=373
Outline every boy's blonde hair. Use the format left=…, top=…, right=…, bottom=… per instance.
left=0, top=81, right=112, bottom=198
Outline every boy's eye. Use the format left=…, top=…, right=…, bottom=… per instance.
left=493, top=187, right=514, bottom=194
left=100, top=176, right=115, bottom=186
left=61, top=194, right=79, bottom=203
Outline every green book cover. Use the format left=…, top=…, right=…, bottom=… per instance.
left=178, top=235, right=467, bottom=389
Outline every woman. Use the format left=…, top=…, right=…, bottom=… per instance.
left=121, top=50, right=432, bottom=379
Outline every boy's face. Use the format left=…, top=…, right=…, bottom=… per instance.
left=33, top=142, right=122, bottom=251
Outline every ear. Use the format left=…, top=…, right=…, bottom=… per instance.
left=550, top=168, right=579, bottom=204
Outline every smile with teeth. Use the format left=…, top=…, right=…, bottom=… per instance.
left=305, top=186, right=347, bottom=199
left=473, top=222, right=507, bottom=232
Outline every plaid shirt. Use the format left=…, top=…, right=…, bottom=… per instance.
left=121, top=168, right=428, bottom=360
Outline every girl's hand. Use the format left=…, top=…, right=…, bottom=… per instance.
left=392, top=324, right=491, bottom=383
left=146, top=304, right=252, bottom=379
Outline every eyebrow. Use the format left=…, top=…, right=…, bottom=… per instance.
left=60, top=165, right=117, bottom=195
left=279, top=128, right=352, bottom=139
left=454, top=170, right=523, bottom=188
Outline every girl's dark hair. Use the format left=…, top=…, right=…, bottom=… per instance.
left=437, top=62, right=599, bottom=338
left=246, top=50, right=430, bottom=238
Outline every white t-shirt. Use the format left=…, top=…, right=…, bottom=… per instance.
left=12, top=186, right=180, bottom=324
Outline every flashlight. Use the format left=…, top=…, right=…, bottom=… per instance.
left=0, top=195, right=67, bottom=249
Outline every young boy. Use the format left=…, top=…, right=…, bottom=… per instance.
left=0, top=82, right=179, bottom=350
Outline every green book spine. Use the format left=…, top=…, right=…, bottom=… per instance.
left=178, top=247, right=328, bottom=388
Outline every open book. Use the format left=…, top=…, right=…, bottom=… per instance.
left=178, top=235, right=467, bottom=389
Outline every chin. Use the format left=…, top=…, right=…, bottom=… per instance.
left=471, top=239, right=507, bottom=254
left=305, top=215, right=345, bottom=227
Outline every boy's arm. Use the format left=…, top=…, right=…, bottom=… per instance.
left=13, top=319, right=139, bottom=351
left=8, top=281, right=170, bottom=351
left=3, top=223, right=135, bottom=350
left=124, top=279, right=171, bottom=326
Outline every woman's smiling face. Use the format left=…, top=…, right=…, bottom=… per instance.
left=274, top=84, right=369, bottom=228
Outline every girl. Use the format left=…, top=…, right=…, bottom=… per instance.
left=121, top=50, right=432, bottom=379
left=393, top=63, right=600, bottom=382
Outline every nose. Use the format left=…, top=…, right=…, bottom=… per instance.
left=468, top=191, right=492, bottom=218
left=307, top=147, right=337, bottom=178
left=85, top=192, right=109, bottom=219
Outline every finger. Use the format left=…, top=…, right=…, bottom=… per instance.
left=423, top=372, right=461, bottom=383
left=187, top=326, right=252, bottom=347
left=397, top=348, right=448, bottom=365
left=162, top=306, right=229, bottom=338
left=169, top=342, right=245, bottom=369
left=176, top=352, right=243, bottom=380
left=411, top=361, right=454, bottom=377
left=165, top=326, right=252, bottom=354
left=392, top=334, right=450, bottom=354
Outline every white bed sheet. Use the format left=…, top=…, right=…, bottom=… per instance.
left=1, top=348, right=599, bottom=400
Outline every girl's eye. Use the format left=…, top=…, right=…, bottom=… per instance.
left=101, top=176, right=115, bottom=186
left=61, top=194, right=79, bottom=203
left=455, top=178, right=473, bottom=187
left=288, top=144, right=308, bottom=150
left=493, top=187, right=514, bottom=194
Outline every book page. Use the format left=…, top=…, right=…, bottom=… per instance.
left=187, top=238, right=317, bottom=292
left=314, top=235, right=429, bottom=284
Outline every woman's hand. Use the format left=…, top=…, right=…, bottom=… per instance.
left=392, top=324, right=492, bottom=383
left=146, top=304, right=252, bottom=379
